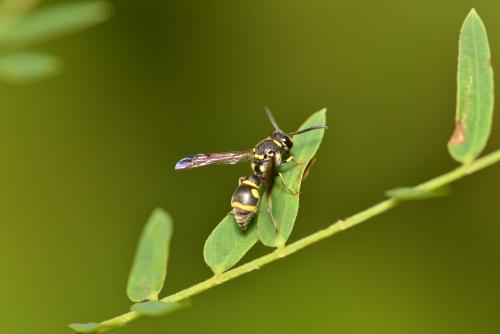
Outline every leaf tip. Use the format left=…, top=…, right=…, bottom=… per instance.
left=465, top=8, right=480, bottom=22
left=151, top=207, right=173, bottom=229
left=317, top=108, right=328, bottom=119
left=464, top=8, right=487, bottom=26
left=152, top=207, right=168, bottom=216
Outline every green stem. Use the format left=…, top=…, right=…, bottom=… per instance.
left=72, top=149, right=500, bottom=333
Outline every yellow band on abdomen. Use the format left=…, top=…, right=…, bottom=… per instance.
left=231, top=201, right=257, bottom=212
left=242, top=180, right=259, bottom=188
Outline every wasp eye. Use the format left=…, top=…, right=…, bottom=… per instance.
left=283, top=136, right=293, bottom=149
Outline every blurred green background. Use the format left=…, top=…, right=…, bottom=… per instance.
left=1, top=0, right=500, bottom=333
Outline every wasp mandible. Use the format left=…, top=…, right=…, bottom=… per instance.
left=175, top=108, right=327, bottom=230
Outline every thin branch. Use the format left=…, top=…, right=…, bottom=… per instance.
left=73, top=149, right=500, bottom=333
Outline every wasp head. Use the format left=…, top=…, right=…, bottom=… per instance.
left=272, top=131, right=293, bottom=151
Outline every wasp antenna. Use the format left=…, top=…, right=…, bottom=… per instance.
left=290, top=125, right=328, bottom=137
left=263, top=106, right=281, bottom=131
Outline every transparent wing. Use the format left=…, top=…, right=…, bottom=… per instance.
left=262, top=158, right=276, bottom=197
left=175, top=150, right=252, bottom=171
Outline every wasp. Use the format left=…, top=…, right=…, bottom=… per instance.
left=175, top=108, right=326, bottom=230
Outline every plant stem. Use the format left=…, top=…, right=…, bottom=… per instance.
left=74, top=149, right=500, bottom=333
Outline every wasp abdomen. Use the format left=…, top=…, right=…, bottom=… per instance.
left=231, top=175, right=262, bottom=230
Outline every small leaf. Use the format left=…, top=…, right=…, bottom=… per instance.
left=386, top=186, right=450, bottom=201
left=68, top=320, right=121, bottom=334
left=127, top=208, right=173, bottom=302
left=204, top=214, right=259, bottom=274
left=0, top=1, right=111, bottom=48
left=448, top=9, right=494, bottom=164
left=0, top=52, right=60, bottom=83
left=68, top=322, right=100, bottom=333
left=257, top=109, right=327, bottom=247
left=131, top=300, right=189, bottom=317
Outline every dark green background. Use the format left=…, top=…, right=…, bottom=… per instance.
left=1, top=1, right=499, bottom=333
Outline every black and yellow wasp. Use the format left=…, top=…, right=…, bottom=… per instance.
left=175, top=108, right=326, bottom=230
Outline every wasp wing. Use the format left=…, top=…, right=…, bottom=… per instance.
left=175, top=150, right=253, bottom=171
left=260, top=157, right=280, bottom=232
left=262, top=158, right=276, bottom=198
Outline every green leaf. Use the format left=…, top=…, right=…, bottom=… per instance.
left=0, top=52, right=60, bottom=83
left=130, top=300, right=189, bottom=317
left=68, top=320, right=121, bottom=334
left=386, top=186, right=450, bottom=201
left=448, top=9, right=494, bottom=164
left=204, top=214, right=259, bottom=275
left=257, top=109, right=327, bottom=247
left=68, top=322, right=100, bottom=333
left=0, top=1, right=111, bottom=48
left=127, top=208, right=173, bottom=302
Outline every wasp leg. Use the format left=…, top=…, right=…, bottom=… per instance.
left=283, top=155, right=304, bottom=166
left=266, top=194, right=279, bottom=233
left=278, top=172, right=300, bottom=196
